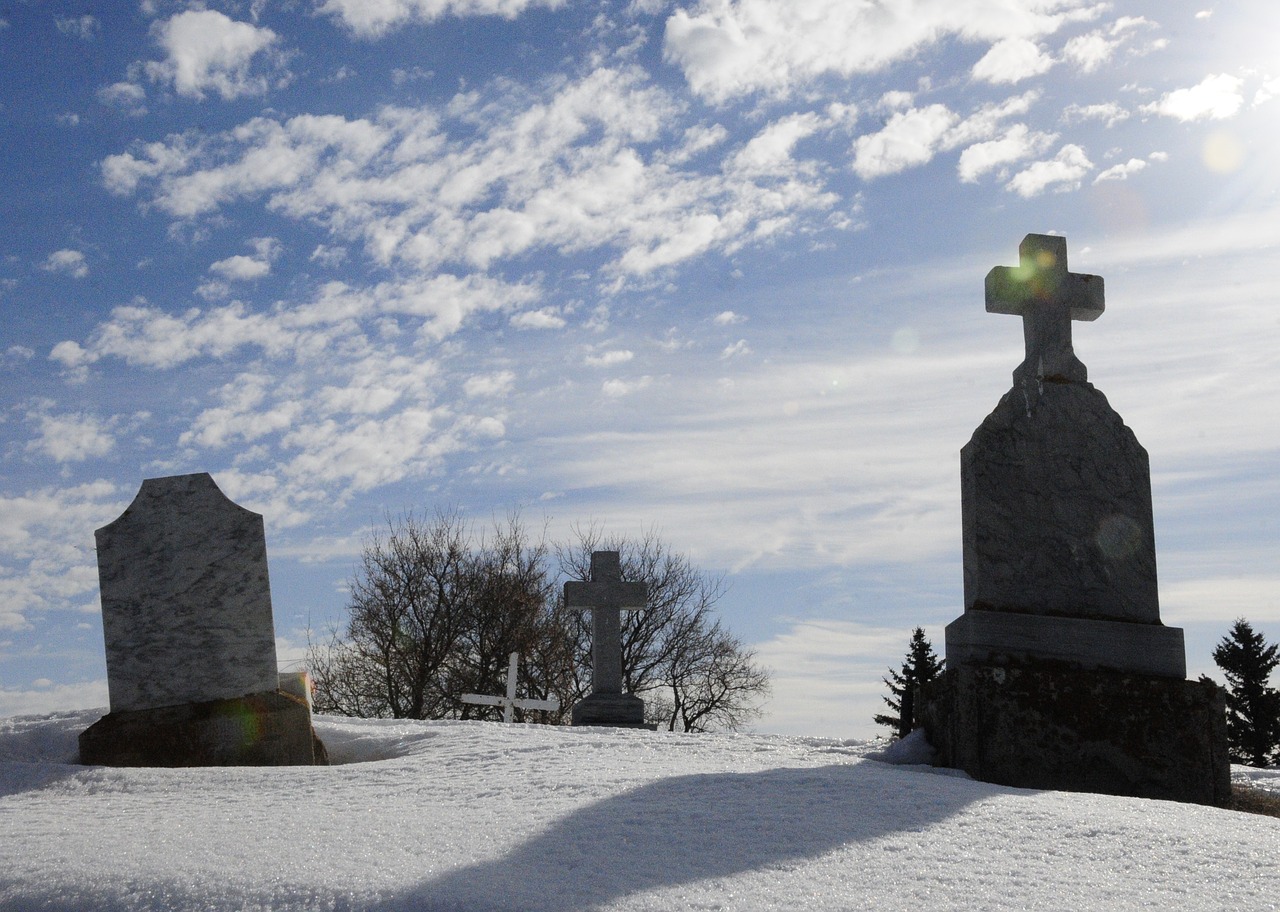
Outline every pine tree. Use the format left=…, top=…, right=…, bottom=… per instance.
left=1212, top=618, right=1280, bottom=767
left=874, top=627, right=944, bottom=739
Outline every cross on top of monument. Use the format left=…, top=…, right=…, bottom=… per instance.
left=564, top=551, right=647, bottom=697
left=461, top=652, right=560, bottom=723
left=985, top=233, right=1104, bottom=384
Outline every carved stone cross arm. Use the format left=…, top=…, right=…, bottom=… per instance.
left=985, top=233, right=1104, bottom=384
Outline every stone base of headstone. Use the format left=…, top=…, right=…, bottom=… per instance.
left=946, top=611, right=1187, bottom=678
left=79, top=689, right=328, bottom=767
left=570, top=693, right=656, bottom=730
left=917, top=662, right=1229, bottom=806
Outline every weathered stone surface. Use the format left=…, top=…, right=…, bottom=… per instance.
left=918, top=663, right=1230, bottom=806
left=570, top=693, right=654, bottom=730
left=96, top=473, right=279, bottom=713
left=79, top=690, right=328, bottom=767
left=962, top=380, right=1160, bottom=625
left=946, top=610, right=1185, bottom=678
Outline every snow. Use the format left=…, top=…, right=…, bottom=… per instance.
left=2, top=710, right=1278, bottom=911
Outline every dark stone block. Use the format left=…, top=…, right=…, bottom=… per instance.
left=962, top=381, right=1160, bottom=625
left=571, top=693, right=656, bottom=730
left=79, top=689, right=328, bottom=767
left=918, top=662, right=1230, bottom=806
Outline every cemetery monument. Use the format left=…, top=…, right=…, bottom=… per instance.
left=918, top=234, right=1229, bottom=805
left=462, top=652, right=561, bottom=723
left=79, top=473, right=326, bottom=766
left=567, top=550, right=655, bottom=729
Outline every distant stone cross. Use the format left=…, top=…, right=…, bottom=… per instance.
left=461, top=652, right=559, bottom=723
left=564, top=551, right=648, bottom=696
left=985, top=233, right=1104, bottom=384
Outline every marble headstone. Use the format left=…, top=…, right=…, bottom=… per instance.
left=919, top=234, right=1228, bottom=805
left=948, top=233, right=1184, bottom=677
left=566, top=551, right=652, bottom=728
left=80, top=473, right=324, bottom=767
left=96, top=472, right=279, bottom=712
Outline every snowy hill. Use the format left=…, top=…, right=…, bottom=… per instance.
left=2, top=711, right=1279, bottom=911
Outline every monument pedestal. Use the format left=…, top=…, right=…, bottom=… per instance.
left=570, top=693, right=655, bottom=730
left=79, top=689, right=328, bottom=767
left=946, top=611, right=1186, bottom=678
left=919, top=662, right=1229, bottom=806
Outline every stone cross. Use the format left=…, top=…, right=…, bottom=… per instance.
left=985, top=233, right=1104, bottom=384
left=564, top=551, right=647, bottom=696
left=461, top=652, right=560, bottom=723
left=95, top=473, right=279, bottom=713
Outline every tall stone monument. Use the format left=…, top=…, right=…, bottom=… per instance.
left=80, top=473, right=325, bottom=767
left=919, top=235, right=1229, bottom=805
left=567, top=551, right=654, bottom=729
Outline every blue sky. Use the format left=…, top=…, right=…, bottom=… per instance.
left=1, top=0, right=1277, bottom=738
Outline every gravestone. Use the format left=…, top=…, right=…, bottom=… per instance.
left=79, top=473, right=325, bottom=767
left=918, top=235, right=1229, bottom=805
left=567, top=551, right=654, bottom=729
left=462, top=652, right=560, bottom=723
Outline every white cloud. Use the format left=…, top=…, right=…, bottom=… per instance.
left=971, top=37, right=1053, bottom=84
left=209, top=237, right=281, bottom=281
left=464, top=371, right=516, bottom=398
left=1062, top=31, right=1117, bottom=73
left=1005, top=143, right=1092, bottom=196
left=1061, top=101, right=1129, bottom=127
left=602, top=376, right=653, bottom=397
left=97, top=81, right=148, bottom=114
left=957, top=124, right=1056, bottom=182
left=853, top=105, right=958, bottom=179
left=27, top=411, right=115, bottom=463
left=55, top=15, right=98, bottom=40
left=0, top=481, right=121, bottom=630
left=720, top=339, right=751, bottom=359
left=511, top=308, right=567, bottom=330
left=1093, top=157, right=1147, bottom=183
left=1143, top=73, right=1244, bottom=122
left=319, top=0, right=567, bottom=37
left=40, top=249, right=88, bottom=279
left=585, top=349, right=635, bottom=368
left=102, top=67, right=839, bottom=285
left=144, top=10, right=283, bottom=101
left=664, top=0, right=1091, bottom=103
left=0, top=679, right=109, bottom=717
left=714, top=310, right=746, bottom=325
left=852, top=93, right=1036, bottom=180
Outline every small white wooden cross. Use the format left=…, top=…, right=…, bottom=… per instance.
left=461, top=652, right=560, bottom=723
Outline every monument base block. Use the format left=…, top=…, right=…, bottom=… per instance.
left=918, top=662, right=1229, bottom=806
left=570, top=693, right=656, bottom=730
left=946, top=610, right=1187, bottom=678
left=79, top=690, right=328, bottom=767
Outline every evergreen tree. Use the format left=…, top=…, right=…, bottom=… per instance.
left=1212, top=618, right=1280, bottom=767
left=874, top=627, right=944, bottom=739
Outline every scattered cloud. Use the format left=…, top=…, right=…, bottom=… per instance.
left=585, top=349, right=635, bottom=367
left=97, top=81, right=148, bottom=115
left=464, top=371, right=516, bottom=398
left=40, top=249, right=88, bottom=279
left=1005, top=143, right=1092, bottom=196
left=511, top=308, right=567, bottom=330
left=1062, top=101, right=1129, bottom=127
left=714, top=310, right=746, bottom=325
left=318, top=0, right=567, bottom=38
left=209, top=237, right=281, bottom=281
left=1143, top=73, right=1244, bottom=122
left=27, top=411, right=116, bottom=463
left=663, top=0, right=1093, bottom=103
left=55, top=15, right=98, bottom=41
left=720, top=339, right=751, bottom=359
left=144, top=10, right=285, bottom=100
left=957, top=124, right=1056, bottom=182
left=1093, top=157, right=1147, bottom=183
left=971, top=38, right=1053, bottom=84
left=602, top=376, right=652, bottom=397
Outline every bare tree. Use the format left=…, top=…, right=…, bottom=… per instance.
left=559, top=526, right=770, bottom=732
left=308, top=510, right=563, bottom=722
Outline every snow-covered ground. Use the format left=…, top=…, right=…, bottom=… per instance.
left=2, top=710, right=1278, bottom=911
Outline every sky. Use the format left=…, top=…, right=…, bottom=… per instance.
left=1, top=0, right=1278, bottom=738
